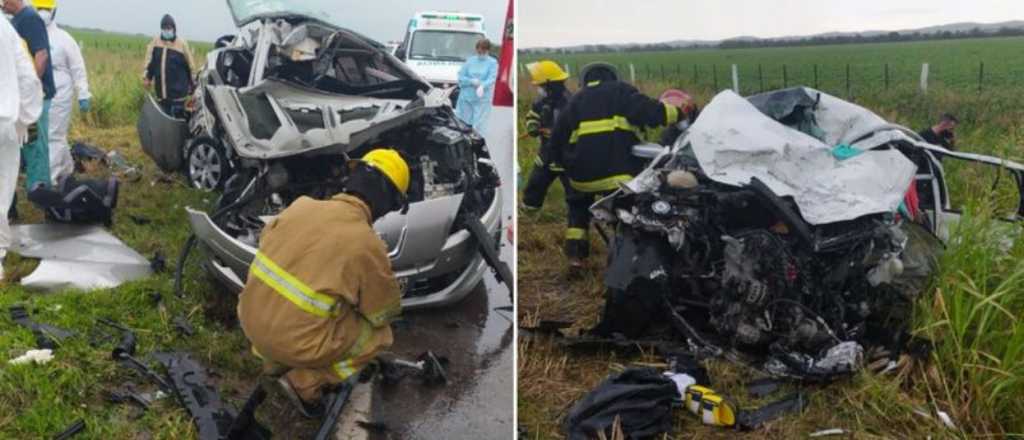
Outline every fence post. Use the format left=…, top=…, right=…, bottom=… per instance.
left=920, top=63, right=929, bottom=94
left=814, top=64, right=819, bottom=89
left=845, top=64, right=851, bottom=98
left=782, top=65, right=788, bottom=88
left=629, top=63, right=636, bottom=83
left=660, top=64, right=665, bottom=80
left=884, top=63, right=889, bottom=90
left=713, top=65, right=718, bottom=90
left=676, top=64, right=681, bottom=78
left=758, top=64, right=764, bottom=92
left=978, top=61, right=984, bottom=93
left=731, top=64, right=739, bottom=93
left=564, top=63, right=571, bottom=76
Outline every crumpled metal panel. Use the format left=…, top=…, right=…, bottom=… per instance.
left=685, top=90, right=916, bottom=225
left=11, top=224, right=152, bottom=291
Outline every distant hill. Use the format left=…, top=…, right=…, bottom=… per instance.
left=522, top=20, right=1024, bottom=53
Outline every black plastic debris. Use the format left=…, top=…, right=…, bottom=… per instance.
left=736, top=393, right=810, bottom=430
left=150, top=251, right=167, bottom=274
left=52, top=419, right=85, bottom=440
left=746, top=378, right=782, bottom=399
left=562, top=368, right=679, bottom=440
left=152, top=352, right=271, bottom=440
left=128, top=214, right=152, bottom=225
left=9, top=305, right=74, bottom=349
left=173, top=315, right=195, bottom=336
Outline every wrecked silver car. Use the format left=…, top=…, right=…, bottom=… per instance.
left=589, top=87, right=1024, bottom=379
left=139, top=0, right=507, bottom=310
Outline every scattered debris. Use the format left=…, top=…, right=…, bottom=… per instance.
left=380, top=351, right=449, bottom=385
left=746, top=378, right=782, bottom=398
left=106, top=383, right=167, bottom=410
left=9, top=349, right=54, bottom=365
left=9, top=305, right=75, bottom=349
left=52, top=419, right=85, bottom=440
left=809, top=428, right=847, bottom=437
left=152, top=352, right=271, bottom=440
left=11, top=224, right=153, bottom=291
left=736, top=393, right=810, bottom=430
left=313, top=379, right=357, bottom=440
left=149, top=252, right=167, bottom=274
left=936, top=410, right=957, bottom=430
left=356, top=420, right=389, bottom=434
left=128, top=214, right=152, bottom=225
left=172, top=315, right=195, bottom=336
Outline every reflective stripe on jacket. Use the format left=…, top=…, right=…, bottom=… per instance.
left=549, top=80, right=681, bottom=193
left=238, top=194, right=402, bottom=373
left=142, top=36, right=195, bottom=101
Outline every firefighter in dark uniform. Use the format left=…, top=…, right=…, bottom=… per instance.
left=522, top=60, right=574, bottom=212
left=548, top=62, right=697, bottom=274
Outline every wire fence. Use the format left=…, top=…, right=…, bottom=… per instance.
left=522, top=60, right=1024, bottom=97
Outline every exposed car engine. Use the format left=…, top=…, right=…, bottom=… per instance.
left=590, top=88, right=944, bottom=380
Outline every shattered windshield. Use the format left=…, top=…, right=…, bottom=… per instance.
left=227, top=0, right=340, bottom=27
left=410, top=30, right=484, bottom=62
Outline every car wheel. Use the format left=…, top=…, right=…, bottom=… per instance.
left=187, top=138, right=233, bottom=192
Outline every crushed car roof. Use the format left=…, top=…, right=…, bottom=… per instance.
left=685, top=88, right=917, bottom=225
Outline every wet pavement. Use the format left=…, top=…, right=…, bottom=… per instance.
left=368, top=113, right=516, bottom=439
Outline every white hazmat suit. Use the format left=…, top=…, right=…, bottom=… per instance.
left=45, top=15, right=90, bottom=185
left=0, top=17, right=44, bottom=278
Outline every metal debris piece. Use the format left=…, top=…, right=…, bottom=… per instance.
left=11, top=224, right=152, bottom=291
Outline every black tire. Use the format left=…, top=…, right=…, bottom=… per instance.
left=186, top=138, right=233, bottom=192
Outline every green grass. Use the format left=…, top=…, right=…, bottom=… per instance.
left=0, top=32, right=320, bottom=439
left=521, top=36, right=1024, bottom=96
left=515, top=64, right=1024, bottom=437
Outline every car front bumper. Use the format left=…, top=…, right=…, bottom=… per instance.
left=186, top=189, right=502, bottom=311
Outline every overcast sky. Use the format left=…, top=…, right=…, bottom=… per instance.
left=49, top=0, right=507, bottom=43
left=520, top=0, right=1023, bottom=48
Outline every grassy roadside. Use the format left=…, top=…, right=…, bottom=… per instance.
left=515, top=79, right=1024, bottom=438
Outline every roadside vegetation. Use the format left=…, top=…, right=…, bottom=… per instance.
left=516, top=45, right=1024, bottom=437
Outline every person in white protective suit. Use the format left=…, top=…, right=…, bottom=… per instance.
left=0, top=16, right=44, bottom=280
left=455, top=38, right=497, bottom=133
left=34, top=0, right=90, bottom=185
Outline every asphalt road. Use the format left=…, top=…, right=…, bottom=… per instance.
left=367, top=111, right=516, bottom=439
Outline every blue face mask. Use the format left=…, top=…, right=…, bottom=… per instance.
left=161, top=29, right=175, bottom=41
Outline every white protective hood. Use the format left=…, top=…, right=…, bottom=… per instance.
left=685, top=89, right=917, bottom=225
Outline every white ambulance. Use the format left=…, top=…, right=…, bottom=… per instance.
left=395, top=12, right=487, bottom=92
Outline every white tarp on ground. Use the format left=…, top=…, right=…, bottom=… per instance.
left=685, top=89, right=917, bottom=225
left=11, top=224, right=152, bottom=291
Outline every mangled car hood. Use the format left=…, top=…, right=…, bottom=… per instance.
left=682, top=89, right=917, bottom=225
left=209, top=80, right=450, bottom=159
left=229, top=0, right=342, bottom=28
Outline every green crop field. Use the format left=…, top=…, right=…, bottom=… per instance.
left=0, top=30, right=332, bottom=439
left=520, top=36, right=1024, bottom=96
left=517, top=37, right=1024, bottom=439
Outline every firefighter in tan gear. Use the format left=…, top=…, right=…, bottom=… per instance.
left=238, top=149, right=409, bottom=417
